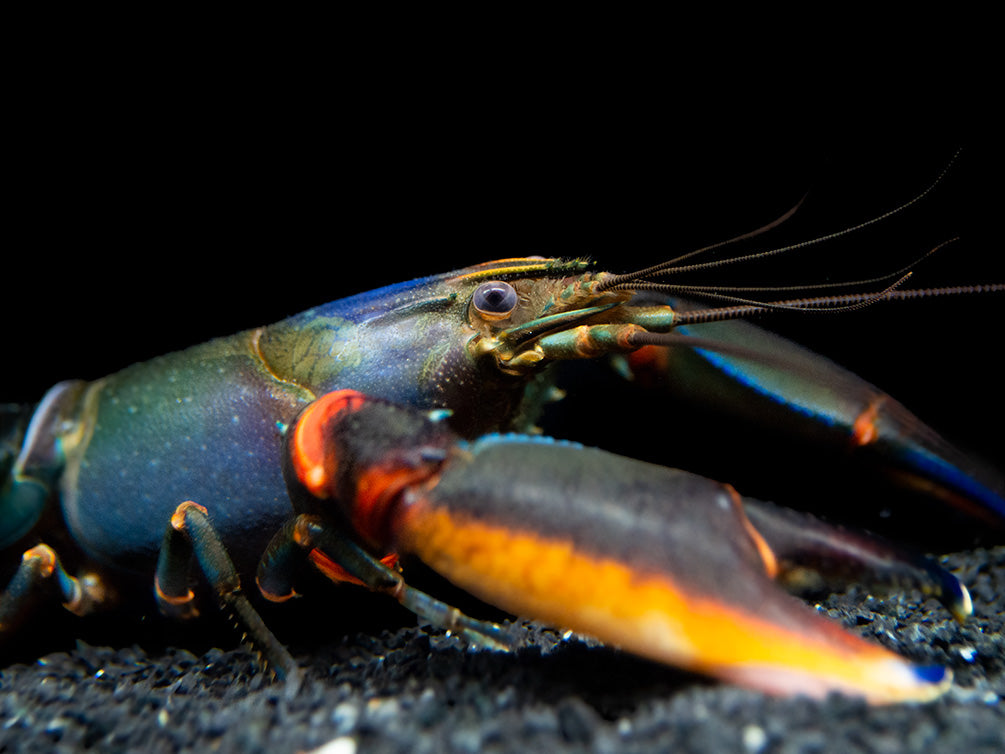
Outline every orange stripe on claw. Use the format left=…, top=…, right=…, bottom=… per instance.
left=395, top=503, right=949, bottom=703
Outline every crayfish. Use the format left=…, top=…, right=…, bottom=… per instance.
left=2, top=183, right=1002, bottom=705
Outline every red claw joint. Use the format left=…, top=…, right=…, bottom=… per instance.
left=284, top=390, right=456, bottom=551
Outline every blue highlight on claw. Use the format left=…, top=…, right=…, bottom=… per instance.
left=465, top=433, right=587, bottom=453
left=912, top=664, right=949, bottom=684
left=682, top=325, right=1005, bottom=526
left=687, top=341, right=840, bottom=429
left=897, top=445, right=1005, bottom=521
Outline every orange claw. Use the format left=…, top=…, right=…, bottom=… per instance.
left=393, top=497, right=951, bottom=704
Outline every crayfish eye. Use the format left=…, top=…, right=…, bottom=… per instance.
left=472, top=281, right=518, bottom=319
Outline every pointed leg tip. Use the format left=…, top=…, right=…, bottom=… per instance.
left=951, top=583, right=973, bottom=624
left=931, top=566, right=973, bottom=623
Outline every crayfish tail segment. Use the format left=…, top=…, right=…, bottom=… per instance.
left=743, top=499, right=973, bottom=623
left=1, top=381, right=89, bottom=550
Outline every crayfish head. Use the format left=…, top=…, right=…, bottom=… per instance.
left=457, top=258, right=677, bottom=378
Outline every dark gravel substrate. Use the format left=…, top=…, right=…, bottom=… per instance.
left=1, top=548, right=1002, bottom=754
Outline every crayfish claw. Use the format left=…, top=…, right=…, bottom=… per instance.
left=741, top=498, right=975, bottom=624
left=388, top=437, right=958, bottom=703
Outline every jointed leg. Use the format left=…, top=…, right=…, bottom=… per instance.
left=155, top=501, right=301, bottom=691
left=0, top=544, right=107, bottom=634
left=258, top=514, right=511, bottom=651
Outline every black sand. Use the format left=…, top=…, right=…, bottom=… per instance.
left=1, top=547, right=1002, bottom=754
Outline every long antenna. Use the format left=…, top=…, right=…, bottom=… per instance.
left=597, top=150, right=962, bottom=294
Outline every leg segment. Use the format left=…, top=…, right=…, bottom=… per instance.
left=155, top=501, right=300, bottom=690
left=257, top=514, right=511, bottom=651
left=0, top=544, right=109, bottom=635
